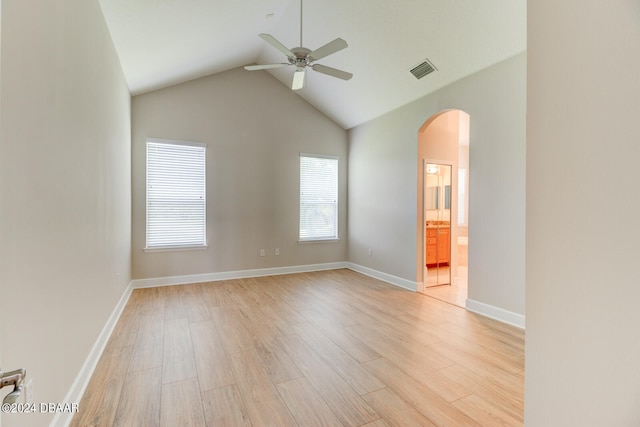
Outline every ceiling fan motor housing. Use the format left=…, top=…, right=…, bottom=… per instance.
left=291, top=47, right=312, bottom=67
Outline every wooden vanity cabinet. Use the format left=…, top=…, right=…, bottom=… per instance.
left=437, top=228, right=450, bottom=264
left=426, top=227, right=450, bottom=266
left=426, top=228, right=437, bottom=264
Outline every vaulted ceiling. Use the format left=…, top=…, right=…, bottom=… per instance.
left=98, top=0, right=526, bottom=129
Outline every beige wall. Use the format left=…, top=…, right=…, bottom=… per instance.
left=526, top=0, right=640, bottom=425
left=0, top=0, right=131, bottom=426
left=348, top=53, right=526, bottom=316
left=131, top=68, right=348, bottom=280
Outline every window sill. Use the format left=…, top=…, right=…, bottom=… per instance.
left=143, top=245, right=208, bottom=253
left=298, top=238, right=341, bottom=244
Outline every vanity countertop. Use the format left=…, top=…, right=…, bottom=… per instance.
left=426, top=221, right=450, bottom=228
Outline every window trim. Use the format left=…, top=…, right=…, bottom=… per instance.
left=145, top=137, right=207, bottom=251
left=298, top=153, right=339, bottom=243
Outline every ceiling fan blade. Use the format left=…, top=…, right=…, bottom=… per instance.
left=309, top=38, right=348, bottom=61
left=311, top=64, right=353, bottom=81
left=244, top=63, right=289, bottom=71
left=292, top=68, right=306, bottom=90
left=259, top=33, right=295, bottom=58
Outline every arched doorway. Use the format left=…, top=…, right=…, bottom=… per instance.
left=416, top=110, right=470, bottom=307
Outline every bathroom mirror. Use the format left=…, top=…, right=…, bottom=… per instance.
left=424, top=162, right=451, bottom=287
left=444, top=185, right=451, bottom=209
left=426, top=184, right=451, bottom=210
left=426, top=186, right=438, bottom=209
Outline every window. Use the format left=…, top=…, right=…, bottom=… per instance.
left=299, top=154, right=338, bottom=241
left=146, top=138, right=207, bottom=250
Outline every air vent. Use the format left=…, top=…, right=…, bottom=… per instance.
left=409, top=58, right=437, bottom=80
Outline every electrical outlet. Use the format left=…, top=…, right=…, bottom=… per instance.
left=260, top=249, right=265, bottom=257
left=275, top=248, right=280, bottom=256
left=368, top=248, right=373, bottom=256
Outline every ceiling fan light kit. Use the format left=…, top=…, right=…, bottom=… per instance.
left=244, top=0, right=352, bottom=90
left=292, top=67, right=306, bottom=90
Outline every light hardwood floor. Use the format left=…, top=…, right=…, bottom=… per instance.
left=70, top=269, right=524, bottom=426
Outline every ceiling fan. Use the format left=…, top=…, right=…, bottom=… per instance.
left=244, top=0, right=353, bottom=90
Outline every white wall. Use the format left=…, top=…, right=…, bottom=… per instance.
left=131, top=68, right=348, bottom=280
left=525, top=1, right=640, bottom=425
left=0, top=0, right=131, bottom=425
left=348, top=53, right=526, bottom=318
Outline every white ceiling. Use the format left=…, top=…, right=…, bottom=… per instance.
left=98, top=0, right=526, bottom=129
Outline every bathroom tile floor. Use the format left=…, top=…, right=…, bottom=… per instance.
left=422, top=266, right=468, bottom=308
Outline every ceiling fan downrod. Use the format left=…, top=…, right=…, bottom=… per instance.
left=299, top=0, right=303, bottom=47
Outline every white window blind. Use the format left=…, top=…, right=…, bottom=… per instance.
left=146, top=139, right=206, bottom=250
left=299, top=154, right=338, bottom=241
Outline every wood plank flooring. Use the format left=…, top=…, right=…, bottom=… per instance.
left=70, top=269, right=524, bottom=427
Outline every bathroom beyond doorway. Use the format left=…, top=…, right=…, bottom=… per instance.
left=418, top=109, right=470, bottom=308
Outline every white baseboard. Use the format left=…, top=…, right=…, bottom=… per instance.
left=466, top=298, right=525, bottom=329
left=129, top=262, right=419, bottom=293
left=346, top=262, right=420, bottom=292
left=51, top=282, right=133, bottom=427
left=130, top=262, right=349, bottom=289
